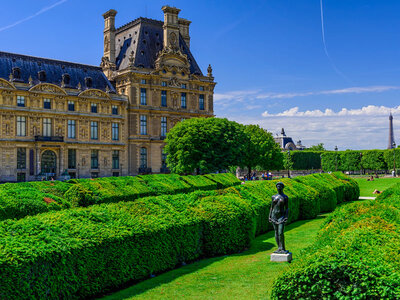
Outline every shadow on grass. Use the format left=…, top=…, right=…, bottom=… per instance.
left=99, top=215, right=327, bottom=300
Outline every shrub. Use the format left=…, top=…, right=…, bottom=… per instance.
left=331, top=172, right=360, bottom=201
left=0, top=172, right=354, bottom=298
left=203, top=173, right=241, bottom=188
left=136, top=174, right=193, bottom=195
left=0, top=184, right=67, bottom=221
left=294, top=175, right=337, bottom=213
left=0, top=199, right=203, bottom=299
left=180, top=175, right=218, bottom=191
left=271, top=190, right=400, bottom=299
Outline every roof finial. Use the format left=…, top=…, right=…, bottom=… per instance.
left=28, top=76, right=33, bottom=86
left=77, top=82, right=82, bottom=91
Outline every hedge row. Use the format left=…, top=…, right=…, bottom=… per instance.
left=0, top=173, right=240, bottom=221
left=288, top=149, right=400, bottom=172
left=286, top=151, right=323, bottom=170
left=271, top=184, right=400, bottom=299
left=0, top=173, right=358, bottom=298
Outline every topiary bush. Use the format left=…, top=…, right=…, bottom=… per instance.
left=203, top=173, right=241, bottom=189
left=331, top=172, right=360, bottom=201
left=0, top=172, right=354, bottom=298
left=0, top=174, right=241, bottom=221
left=294, top=175, right=337, bottom=213
left=271, top=190, right=400, bottom=299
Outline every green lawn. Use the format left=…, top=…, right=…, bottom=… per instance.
left=101, top=215, right=327, bottom=300
left=354, top=177, right=400, bottom=197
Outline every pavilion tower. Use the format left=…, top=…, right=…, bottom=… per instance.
left=388, top=113, right=395, bottom=149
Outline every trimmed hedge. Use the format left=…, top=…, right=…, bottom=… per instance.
left=0, top=173, right=241, bottom=221
left=203, top=173, right=241, bottom=188
left=294, top=175, right=336, bottom=213
left=271, top=184, right=399, bottom=299
left=0, top=173, right=358, bottom=298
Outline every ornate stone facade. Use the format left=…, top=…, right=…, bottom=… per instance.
left=0, top=5, right=214, bottom=181
left=0, top=67, right=127, bottom=181
left=102, top=6, right=215, bottom=175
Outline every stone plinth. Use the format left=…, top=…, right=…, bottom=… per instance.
left=270, top=252, right=292, bottom=262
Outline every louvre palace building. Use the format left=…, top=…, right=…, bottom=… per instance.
left=0, top=6, right=215, bottom=182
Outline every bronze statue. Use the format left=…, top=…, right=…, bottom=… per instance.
left=269, top=182, right=289, bottom=254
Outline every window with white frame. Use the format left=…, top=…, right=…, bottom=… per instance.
left=91, top=121, right=98, bottom=140
left=140, top=115, right=147, bottom=135
left=68, top=120, right=76, bottom=139
left=16, top=116, right=26, bottom=136
left=43, top=118, right=52, bottom=137
left=112, top=123, right=119, bottom=141
left=161, top=117, right=167, bottom=137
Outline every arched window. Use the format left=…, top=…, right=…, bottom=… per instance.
left=140, top=147, right=147, bottom=169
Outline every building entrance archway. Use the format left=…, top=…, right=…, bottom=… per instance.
left=41, top=150, right=57, bottom=176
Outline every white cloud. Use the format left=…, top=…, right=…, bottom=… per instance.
left=227, top=105, right=400, bottom=150
left=262, top=105, right=400, bottom=117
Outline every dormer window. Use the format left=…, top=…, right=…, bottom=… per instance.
left=12, top=67, right=21, bottom=80
left=62, top=73, right=71, bottom=87
left=38, top=70, right=46, bottom=82
left=85, top=77, right=93, bottom=88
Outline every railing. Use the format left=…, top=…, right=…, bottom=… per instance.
left=35, top=136, right=64, bottom=142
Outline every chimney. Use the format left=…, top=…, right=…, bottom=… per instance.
left=178, top=18, right=191, bottom=48
left=102, top=9, right=117, bottom=64
left=161, top=6, right=181, bottom=49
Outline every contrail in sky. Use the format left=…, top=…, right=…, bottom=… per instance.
left=0, top=0, right=68, bottom=33
left=320, top=0, right=351, bottom=83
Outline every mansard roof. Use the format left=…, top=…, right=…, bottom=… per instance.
left=114, top=17, right=203, bottom=75
left=0, top=51, right=116, bottom=92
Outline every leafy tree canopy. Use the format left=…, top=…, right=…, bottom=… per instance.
left=164, top=118, right=248, bottom=174
left=242, top=124, right=283, bottom=174
left=306, top=143, right=326, bottom=151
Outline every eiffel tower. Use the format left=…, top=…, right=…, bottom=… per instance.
left=388, top=113, right=396, bottom=149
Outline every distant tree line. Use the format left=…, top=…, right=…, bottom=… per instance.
left=164, top=117, right=398, bottom=174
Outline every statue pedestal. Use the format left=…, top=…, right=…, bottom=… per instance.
left=270, top=252, right=292, bottom=262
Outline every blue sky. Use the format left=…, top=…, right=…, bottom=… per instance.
left=1, top=0, right=400, bottom=150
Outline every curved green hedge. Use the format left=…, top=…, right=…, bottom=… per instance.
left=271, top=185, right=399, bottom=299
left=0, top=173, right=240, bottom=221
left=294, top=175, right=337, bottom=213
left=0, top=173, right=358, bottom=298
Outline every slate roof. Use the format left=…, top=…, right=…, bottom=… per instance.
left=0, top=51, right=116, bottom=92
left=115, top=17, right=203, bottom=75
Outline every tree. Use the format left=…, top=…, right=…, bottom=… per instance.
left=283, top=151, right=293, bottom=175
left=242, top=124, right=283, bottom=177
left=306, top=143, right=326, bottom=151
left=361, top=150, right=387, bottom=174
left=340, top=151, right=361, bottom=172
left=164, top=117, right=248, bottom=174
